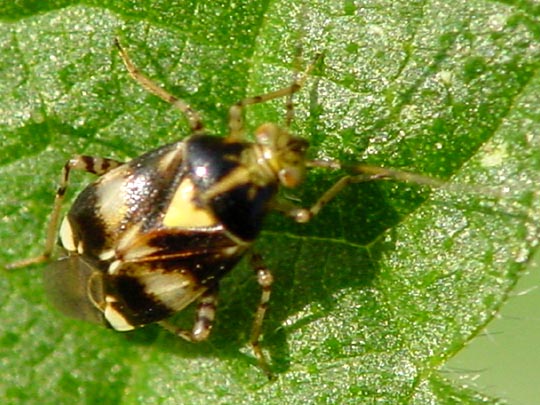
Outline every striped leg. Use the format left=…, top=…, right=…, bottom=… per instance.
left=6, top=155, right=123, bottom=269
left=159, top=288, right=218, bottom=342
left=249, top=253, right=274, bottom=379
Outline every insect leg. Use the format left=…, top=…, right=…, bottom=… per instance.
left=159, top=287, right=218, bottom=342
left=114, top=38, right=204, bottom=133
left=249, top=253, right=274, bottom=379
left=6, top=155, right=123, bottom=269
left=227, top=55, right=319, bottom=141
left=283, top=161, right=449, bottom=223
left=284, top=44, right=306, bottom=128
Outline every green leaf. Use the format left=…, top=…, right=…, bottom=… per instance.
left=1, top=1, right=539, bottom=403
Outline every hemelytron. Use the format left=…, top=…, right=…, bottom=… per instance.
left=6, top=38, right=450, bottom=377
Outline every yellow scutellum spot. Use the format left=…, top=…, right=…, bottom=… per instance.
left=163, top=178, right=218, bottom=228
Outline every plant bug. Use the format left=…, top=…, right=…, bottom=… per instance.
left=6, top=38, right=471, bottom=378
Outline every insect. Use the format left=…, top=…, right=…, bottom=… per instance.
left=6, top=38, right=449, bottom=377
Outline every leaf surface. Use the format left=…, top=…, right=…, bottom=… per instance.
left=1, top=1, right=539, bottom=403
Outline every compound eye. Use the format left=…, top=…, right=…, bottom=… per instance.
left=43, top=255, right=106, bottom=326
left=278, top=167, right=304, bottom=188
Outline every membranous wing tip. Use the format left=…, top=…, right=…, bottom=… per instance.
left=43, top=255, right=106, bottom=325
